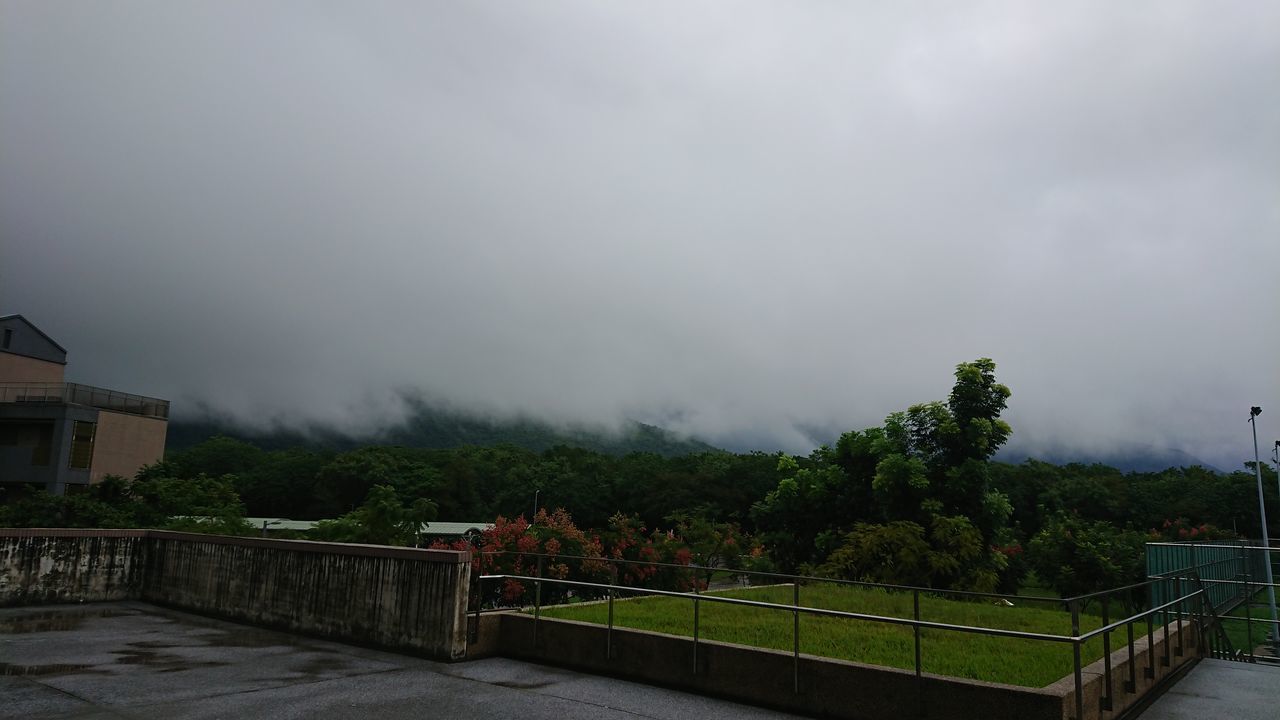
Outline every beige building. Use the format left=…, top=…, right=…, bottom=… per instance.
left=0, top=314, right=168, bottom=495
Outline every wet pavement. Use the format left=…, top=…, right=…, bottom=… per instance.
left=1137, top=658, right=1280, bottom=720
left=0, top=602, right=803, bottom=719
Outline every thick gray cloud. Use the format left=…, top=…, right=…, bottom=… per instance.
left=2, top=1, right=1277, bottom=467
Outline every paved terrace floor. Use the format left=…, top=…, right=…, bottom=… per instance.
left=1, top=602, right=803, bottom=720
left=1137, top=657, right=1280, bottom=720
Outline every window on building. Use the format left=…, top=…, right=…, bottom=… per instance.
left=68, top=420, right=96, bottom=470
left=0, top=421, right=53, bottom=466
left=2, top=328, right=11, bottom=349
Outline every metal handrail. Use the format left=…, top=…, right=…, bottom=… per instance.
left=482, top=573, right=1080, bottom=643
left=477, top=549, right=1065, bottom=606
left=477, top=568, right=1210, bottom=720
left=0, top=381, right=169, bottom=419
left=1076, top=593, right=1202, bottom=641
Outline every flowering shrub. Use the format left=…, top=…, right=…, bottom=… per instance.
left=1151, top=518, right=1235, bottom=542
left=433, top=508, right=767, bottom=605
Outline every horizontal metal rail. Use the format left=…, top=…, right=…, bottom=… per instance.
left=1076, top=592, right=1204, bottom=641
left=481, top=573, right=1201, bottom=645
left=478, top=550, right=1066, bottom=606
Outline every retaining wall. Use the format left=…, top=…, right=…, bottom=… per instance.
left=0, top=528, right=471, bottom=661
left=493, top=611, right=1202, bottom=720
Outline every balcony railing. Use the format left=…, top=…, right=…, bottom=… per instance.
left=0, top=382, right=169, bottom=419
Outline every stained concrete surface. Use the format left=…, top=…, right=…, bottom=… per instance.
left=1137, top=658, right=1280, bottom=720
left=0, top=602, right=804, bottom=720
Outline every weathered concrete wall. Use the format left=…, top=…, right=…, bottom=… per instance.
left=140, top=531, right=471, bottom=660
left=495, top=613, right=1203, bottom=720
left=0, top=529, right=471, bottom=661
left=0, top=529, right=142, bottom=606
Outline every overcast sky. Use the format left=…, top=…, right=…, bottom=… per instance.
left=2, top=1, right=1277, bottom=468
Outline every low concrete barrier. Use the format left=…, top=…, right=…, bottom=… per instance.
left=0, top=529, right=142, bottom=605
left=0, top=528, right=471, bottom=661
left=492, top=611, right=1201, bottom=720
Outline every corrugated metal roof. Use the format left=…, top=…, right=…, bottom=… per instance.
left=421, top=521, right=494, bottom=535
left=243, top=518, right=495, bottom=536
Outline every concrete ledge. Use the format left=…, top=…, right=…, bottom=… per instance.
left=0, top=528, right=470, bottom=563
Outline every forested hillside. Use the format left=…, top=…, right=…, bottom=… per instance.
left=5, top=359, right=1275, bottom=601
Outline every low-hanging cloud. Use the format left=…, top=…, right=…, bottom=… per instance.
left=2, top=2, right=1277, bottom=469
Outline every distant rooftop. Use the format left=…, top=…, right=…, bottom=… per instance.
left=0, top=381, right=169, bottom=420
left=245, top=518, right=495, bottom=536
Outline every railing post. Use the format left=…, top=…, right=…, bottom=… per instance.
left=1145, top=606, right=1155, bottom=678
left=1071, top=600, right=1083, bottom=720
left=1162, top=580, right=1171, bottom=667
left=1100, top=596, right=1113, bottom=711
left=1126, top=616, right=1136, bottom=692
left=534, top=555, right=543, bottom=650
left=470, top=560, right=481, bottom=644
left=793, top=580, right=800, bottom=694
left=913, top=589, right=922, bottom=679
left=692, top=582, right=700, bottom=675
left=1244, top=553, right=1254, bottom=662
left=914, top=588, right=925, bottom=720
left=1197, top=590, right=1209, bottom=658
left=607, top=562, right=616, bottom=660
left=1174, top=576, right=1184, bottom=657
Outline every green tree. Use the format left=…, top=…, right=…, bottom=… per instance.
left=1027, top=514, right=1149, bottom=608
left=815, top=515, right=998, bottom=591
left=314, top=447, right=441, bottom=514
left=311, top=484, right=438, bottom=546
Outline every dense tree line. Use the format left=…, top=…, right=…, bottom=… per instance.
left=3, top=358, right=1276, bottom=600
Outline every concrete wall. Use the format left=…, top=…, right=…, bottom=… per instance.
left=493, top=612, right=1203, bottom=720
left=89, top=410, right=167, bottom=483
left=0, top=352, right=65, bottom=383
left=0, top=529, right=142, bottom=605
left=0, top=529, right=472, bottom=661
left=140, top=531, right=471, bottom=660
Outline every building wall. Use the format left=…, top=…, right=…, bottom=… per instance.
left=90, top=410, right=167, bottom=483
left=0, top=404, right=95, bottom=491
left=0, top=352, right=65, bottom=383
left=0, top=316, right=68, bottom=366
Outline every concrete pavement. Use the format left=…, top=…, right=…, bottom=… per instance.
left=0, top=602, right=804, bottom=720
left=1137, top=658, right=1280, bottom=720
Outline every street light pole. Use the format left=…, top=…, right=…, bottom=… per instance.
left=1248, top=407, right=1278, bottom=647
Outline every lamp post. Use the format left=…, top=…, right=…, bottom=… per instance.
left=532, top=489, right=540, bottom=522
left=1248, top=407, right=1278, bottom=648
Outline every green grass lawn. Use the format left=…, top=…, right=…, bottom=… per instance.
left=537, top=582, right=1127, bottom=687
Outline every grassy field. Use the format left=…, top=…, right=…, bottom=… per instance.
left=537, top=582, right=1127, bottom=687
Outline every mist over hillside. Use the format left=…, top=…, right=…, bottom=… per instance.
left=167, top=399, right=718, bottom=457
left=169, top=398, right=1232, bottom=475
